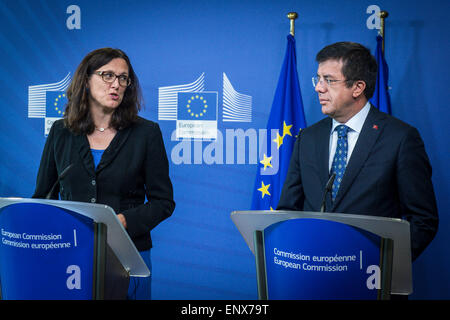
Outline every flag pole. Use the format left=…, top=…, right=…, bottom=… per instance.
left=287, top=12, right=298, bottom=37
left=380, top=10, right=389, bottom=53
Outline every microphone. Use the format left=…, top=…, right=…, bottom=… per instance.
left=320, top=172, right=336, bottom=212
left=45, top=164, right=74, bottom=199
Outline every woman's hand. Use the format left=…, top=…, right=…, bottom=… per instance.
left=117, top=213, right=127, bottom=229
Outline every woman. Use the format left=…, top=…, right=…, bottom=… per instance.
left=33, top=48, right=175, bottom=299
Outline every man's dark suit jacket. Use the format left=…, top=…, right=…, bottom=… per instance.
left=33, top=117, right=175, bottom=251
left=277, top=105, right=438, bottom=260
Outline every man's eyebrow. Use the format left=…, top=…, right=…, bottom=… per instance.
left=317, top=73, right=334, bottom=79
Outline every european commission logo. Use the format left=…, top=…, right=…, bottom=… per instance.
left=28, top=73, right=71, bottom=136
left=158, top=73, right=252, bottom=140
left=159, top=73, right=284, bottom=169
left=177, top=92, right=218, bottom=140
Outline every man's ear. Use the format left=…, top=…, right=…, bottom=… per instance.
left=352, top=80, right=366, bottom=98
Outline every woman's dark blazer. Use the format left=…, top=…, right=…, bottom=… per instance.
left=33, top=117, right=175, bottom=251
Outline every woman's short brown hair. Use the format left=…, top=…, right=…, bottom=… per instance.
left=64, top=48, right=142, bottom=134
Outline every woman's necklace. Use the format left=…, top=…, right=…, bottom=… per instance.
left=95, top=126, right=110, bottom=132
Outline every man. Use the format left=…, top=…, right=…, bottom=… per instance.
left=277, top=42, right=438, bottom=261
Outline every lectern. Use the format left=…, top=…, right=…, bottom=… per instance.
left=0, top=197, right=149, bottom=300
left=231, top=210, right=412, bottom=300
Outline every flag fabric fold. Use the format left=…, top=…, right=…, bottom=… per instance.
left=251, top=34, right=307, bottom=211
left=370, top=35, right=392, bottom=115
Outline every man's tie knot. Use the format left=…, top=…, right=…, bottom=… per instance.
left=336, top=125, right=349, bottom=138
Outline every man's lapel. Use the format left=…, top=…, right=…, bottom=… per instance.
left=331, top=105, right=388, bottom=210
left=314, top=118, right=334, bottom=212
left=317, top=117, right=333, bottom=189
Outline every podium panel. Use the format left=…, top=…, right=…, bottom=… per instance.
left=263, top=218, right=385, bottom=299
left=0, top=202, right=95, bottom=299
left=231, top=210, right=412, bottom=299
left=0, top=197, right=150, bottom=300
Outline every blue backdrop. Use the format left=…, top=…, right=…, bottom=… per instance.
left=0, top=0, right=448, bottom=299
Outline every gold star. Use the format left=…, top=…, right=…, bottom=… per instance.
left=260, top=154, right=273, bottom=170
left=257, top=181, right=271, bottom=199
left=283, top=121, right=293, bottom=137
left=273, top=131, right=284, bottom=149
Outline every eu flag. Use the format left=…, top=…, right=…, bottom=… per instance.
left=177, top=92, right=217, bottom=121
left=370, top=35, right=392, bottom=114
left=251, top=35, right=307, bottom=210
left=46, top=91, right=67, bottom=118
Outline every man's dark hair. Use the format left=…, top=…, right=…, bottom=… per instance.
left=316, top=42, right=377, bottom=100
left=64, top=48, right=143, bottom=134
